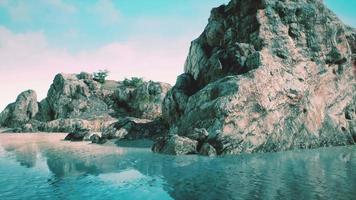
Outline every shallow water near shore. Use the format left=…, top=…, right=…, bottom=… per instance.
left=0, top=133, right=355, bottom=200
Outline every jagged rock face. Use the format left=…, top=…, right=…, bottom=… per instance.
left=37, top=73, right=171, bottom=122
left=0, top=90, right=38, bottom=127
left=1, top=72, right=171, bottom=133
left=159, top=0, right=356, bottom=155
left=115, top=81, right=171, bottom=120
left=38, top=73, right=111, bottom=121
left=162, top=73, right=196, bottom=125
left=102, top=117, right=167, bottom=140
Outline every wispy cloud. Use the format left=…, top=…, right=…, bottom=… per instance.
left=90, top=0, right=120, bottom=26
left=0, top=0, right=76, bottom=22
left=45, top=0, right=76, bottom=13
left=0, top=0, right=31, bottom=22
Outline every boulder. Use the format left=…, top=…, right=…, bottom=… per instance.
left=158, top=0, right=356, bottom=155
left=90, top=134, right=101, bottom=144
left=0, top=90, right=39, bottom=128
left=83, top=132, right=98, bottom=141
left=199, top=143, right=217, bottom=156
left=64, top=133, right=80, bottom=141
left=64, top=126, right=90, bottom=141
left=101, top=117, right=167, bottom=140
left=90, top=134, right=107, bottom=144
left=152, top=135, right=198, bottom=155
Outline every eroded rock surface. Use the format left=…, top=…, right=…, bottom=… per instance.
left=0, top=73, right=171, bottom=134
left=152, top=135, right=198, bottom=155
left=37, top=73, right=111, bottom=121
left=114, top=79, right=171, bottom=120
left=155, top=0, right=356, bottom=155
left=102, top=117, right=168, bottom=140
left=0, top=90, right=38, bottom=128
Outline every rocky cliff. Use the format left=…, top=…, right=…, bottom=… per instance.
left=154, top=0, right=356, bottom=155
left=0, top=73, right=171, bottom=133
left=0, top=90, right=38, bottom=128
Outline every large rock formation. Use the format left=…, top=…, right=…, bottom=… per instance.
left=37, top=73, right=111, bottom=121
left=0, top=73, right=171, bottom=133
left=156, top=0, right=356, bottom=155
left=0, top=90, right=38, bottom=128
left=114, top=78, right=172, bottom=120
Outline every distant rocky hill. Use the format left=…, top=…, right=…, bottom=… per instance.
left=153, top=0, right=356, bottom=155
left=0, top=72, right=171, bottom=133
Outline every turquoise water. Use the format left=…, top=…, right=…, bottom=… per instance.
left=0, top=134, right=355, bottom=200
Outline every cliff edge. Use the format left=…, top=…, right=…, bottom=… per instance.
left=154, top=0, right=356, bottom=155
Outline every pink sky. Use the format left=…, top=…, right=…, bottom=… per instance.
left=0, top=0, right=354, bottom=111
left=0, top=26, right=190, bottom=110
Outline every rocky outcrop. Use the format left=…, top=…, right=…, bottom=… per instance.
left=0, top=73, right=171, bottom=133
left=37, top=73, right=111, bottom=121
left=114, top=78, right=171, bottom=120
left=155, top=0, right=356, bottom=155
left=199, top=143, right=217, bottom=156
left=102, top=117, right=168, bottom=140
left=90, top=134, right=107, bottom=144
left=41, top=117, right=116, bottom=133
left=152, top=135, right=198, bottom=155
left=162, top=73, right=197, bottom=125
left=64, top=127, right=90, bottom=141
left=63, top=126, right=103, bottom=142
left=0, top=90, right=38, bottom=128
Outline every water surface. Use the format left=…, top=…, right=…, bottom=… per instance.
left=0, top=133, right=355, bottom=200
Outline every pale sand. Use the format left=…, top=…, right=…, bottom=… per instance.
left=0, top=133, right=134, bottom=176
left=0, top=133, right=124, bottom=157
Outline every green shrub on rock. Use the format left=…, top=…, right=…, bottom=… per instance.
left=122, top=77, right=144, bottom=87
left=93, top=70, right=109, bottom=84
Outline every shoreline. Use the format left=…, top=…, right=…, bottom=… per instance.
left=0, top=132, right=355, bottom=157
left=0, top=131, right=154, bottom=149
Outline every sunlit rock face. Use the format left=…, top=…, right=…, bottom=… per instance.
left=114, top=80, right=172, bottom=120
left=0, top=72, right=171, bottom=133
left=157, top=0, right=356, bottom=155
left=0, top=90, right=38, bottom=128
left=37, top=73, right=111, bottom=121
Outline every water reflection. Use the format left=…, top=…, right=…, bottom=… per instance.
left=4, top=143, right=38, bottom=168
left=0, top=134, right=127, bottom=176
left=0, top=133, right=355, bottom=200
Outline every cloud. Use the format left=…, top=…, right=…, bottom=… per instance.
left=0, top=0, right=31, bottom=22
left=45, top=0, right=76, bottom=13
left=90, top=0, right=120, bottom=25
left=0, top=27, right=50, bottom=71
left=0, top=26, right=189, bottom=110
left=0, top=0, right=76, bottom=22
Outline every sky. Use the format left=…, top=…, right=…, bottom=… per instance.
left=0, top=0, right=355, bottom=111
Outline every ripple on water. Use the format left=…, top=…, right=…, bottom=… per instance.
left=0, top=133, right=355, bottom=200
